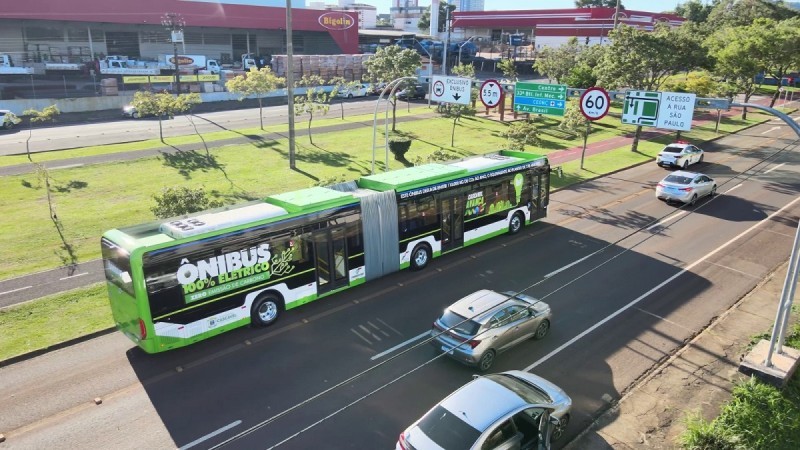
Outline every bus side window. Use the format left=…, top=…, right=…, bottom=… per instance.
left=416, top=196, right=437, bottom=228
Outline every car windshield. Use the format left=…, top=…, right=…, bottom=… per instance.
left=662, top=146, right=684, bottom=153
left=485, top=373, right=552, bottom=404
left=664, top=175, right=692, bottom=185
left=417, top=405, right=482, bottom=449
left=439, top=310, right=481, bottom=336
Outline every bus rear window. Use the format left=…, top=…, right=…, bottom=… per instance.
left=101, top=237, right=134, bottom=296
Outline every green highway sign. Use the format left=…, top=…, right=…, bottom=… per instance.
left=514, top=82, right=567, bottom=116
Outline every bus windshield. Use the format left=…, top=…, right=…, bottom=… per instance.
left=101, top=237, right=134, bottom=296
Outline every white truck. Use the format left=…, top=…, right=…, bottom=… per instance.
left=159, top=54, right=220, bottom=74
left=99, top=56, right=160, bottom=75
left=0, top=54, right=34, bottom=75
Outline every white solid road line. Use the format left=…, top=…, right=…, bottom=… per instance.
left=725, top=183, right=743, bottom=194
left=646, top=211, right=687, bottom=231
left=370, top=331, right=428, bottom=361
left=764, top=163, right=786, bottom=174
left=524, top=194, right=800, bottom=372
left=59, top=272, right=89, bottom=281
left=179, top=420, right=242, bottom=450
left=0, top=285, right=33, bottom=296
left=761, top=126, right=781, bottom=135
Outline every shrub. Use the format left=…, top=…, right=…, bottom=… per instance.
left=388, top=136, right=412, bottom=160
left=151, top=186, right=223, bottom=219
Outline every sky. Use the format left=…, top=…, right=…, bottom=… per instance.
left=357, top=1, right=687, bottom=15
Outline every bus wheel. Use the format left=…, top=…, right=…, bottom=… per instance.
left=410, top=244, right=431, bottom=271
left=509, top=212, right=524, bottom=234
left=251, top=294, right=281, bottom=327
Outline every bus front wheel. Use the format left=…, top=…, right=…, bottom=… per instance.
left=251, top=294, right=282, bottom=327
left=410, top=244, right=431, bottom=271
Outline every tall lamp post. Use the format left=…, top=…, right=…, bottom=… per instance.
left=162, top=12, right=185, bottom=95
left=613, top=0, right=621, bottom=30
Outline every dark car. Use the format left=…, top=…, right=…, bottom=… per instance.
left=397, top=84, right=427, bottom=100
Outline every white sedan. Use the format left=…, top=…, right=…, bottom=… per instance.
left=656, top=171, right=717, bottom=205
left=656, top=143, right=704, bottom=169
left=336, top=83, right=370, bottom=98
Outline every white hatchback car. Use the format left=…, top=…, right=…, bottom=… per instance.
left=397, top=371, right=572, bottom=450
left=656, top=143, right=704, bottom=169
left=656, top=170, right=717, bottom=205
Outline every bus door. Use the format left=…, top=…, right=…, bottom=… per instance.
left=313, top=228, right=349, bottom=295
left=531, top=171, right=549, bottom=220
left=439, top=195, right=465, bottom=253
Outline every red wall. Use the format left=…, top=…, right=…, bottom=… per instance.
left=0, top=0, right=359, bottom=53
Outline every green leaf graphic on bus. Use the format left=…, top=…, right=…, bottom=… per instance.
left=176, top=243, right=274, bottom=302
left=271, top=247, right=296, bottom=277
left=513, top=173, right=523, bottom=205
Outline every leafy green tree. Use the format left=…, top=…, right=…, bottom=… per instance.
left=560, top=100, right=589, bottom=137
left=505, top=120, right=541, bottom=151
left=673, top=0, right=714, bottom=23
left=705, top=0, right=800, bottom=29
left=575, top=0, right=623, bottom=7
left=328, top=76, right=362, bottom=119
left=752, top=17, right=800, bottom=107
left=22, top=105, right=60, bottom=161
left=706, top=24, right=764, bottom=119
left=534, top=37, right=580, bottom=84
left=418, top=1, right=456, bottom=33
left=596, top=24, right=706, bottom=151
left=564, top=44, right=604, bottom=88
left=662, top=71, right=720, bottom=97
left=225, top=67, right=285, bottom=130
left=294, top=87, right=333, bottom=145
left=439, top=64, right=477, bottom=146
left=497, top=59, right=518, bottom=82
left=151, top=186, right=223, bottom=219
left=364, top=45, right=422, bottom=131
left=130, top=91, right=201, bottom=142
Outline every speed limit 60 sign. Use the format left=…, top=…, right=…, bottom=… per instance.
left=580, top=87, right=610, bottom=121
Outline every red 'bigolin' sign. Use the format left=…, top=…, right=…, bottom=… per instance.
left=318, top=12, right=355, bottom=30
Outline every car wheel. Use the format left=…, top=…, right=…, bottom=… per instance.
left=710, top=185, right=717, bottom=197
left=699, top=154, right=704, bottom=163
left=477, top=350, right=496, bottom=372
left=534, top=319, right=551, bottom=340
left=551, top=414, right=570, bottom=441
left=682, top=160, right=689, bottom=169
left=508, top=211, right=524, bottom=235
left=688, top=194, right=698, bottom=206
left=347, top=93, right=353, bottom=99
left=251, top=294, right=281, bottom=327
left=132, top=111, right=140, bottom=119
left=410, top=243, right=431, bottom=271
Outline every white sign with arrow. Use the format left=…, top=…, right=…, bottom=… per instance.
left=431, top=75, right=472, bottom=105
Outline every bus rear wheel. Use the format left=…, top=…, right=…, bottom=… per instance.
left=509, top=212, right=524, bottom=234
left=410, top=244, right=431, bottom=271
left=251, top=294, right=282, bottom=327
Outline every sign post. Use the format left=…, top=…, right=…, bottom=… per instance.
left=480, top=79, right=503, bottom=109
left=622, top=91, right=697, bottom=131
left=430, top=75, right=471, bottom=105
left=513, top=82, right=567, bottom=116
left=578, top=87, right=611, bottom=169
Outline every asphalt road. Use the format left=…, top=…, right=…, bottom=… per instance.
left=1, top=117, right=799, bottom=449
left=0, top=96, right=427, bottom=156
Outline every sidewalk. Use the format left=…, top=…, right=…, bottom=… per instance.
left=565, top=260, right=793, bottom=449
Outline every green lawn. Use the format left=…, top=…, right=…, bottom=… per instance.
left=0, top=104, right=776, bottom=360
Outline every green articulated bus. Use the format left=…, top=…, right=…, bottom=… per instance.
left=101, top=150, right=551, bottom=353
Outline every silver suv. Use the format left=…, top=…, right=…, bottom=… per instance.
left=397, top=371, right=572, bottom=450
left=431, top=290, right=552, bottom=372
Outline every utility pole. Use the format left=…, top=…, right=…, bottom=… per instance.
left=286, top=0, right=296, bottom=169
left=613, top=0, right=621, bottom=30
left=442, top=4, right=450, bottom=75
left=162, top=12, right=185, bottom=96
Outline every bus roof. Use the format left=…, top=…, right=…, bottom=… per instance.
left=358, top=150, right=546, bottom=192
left=266, top=186, right=358, bottom=213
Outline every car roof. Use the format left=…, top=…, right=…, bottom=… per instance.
left=439, top=375, right=528, bottom=431
left=664, top=142, right=690, bottom=149
left=447, top=289, right=516, bottom=324
left=667, top=170, right=703, bottom=178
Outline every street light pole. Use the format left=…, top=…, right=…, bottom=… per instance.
left=458, top=36, right=478, bottom=67
left=613, top=0, right=621, bottom=30
left=162, top=12, right=185, bottom=96
left=286, top=0, right=296, bottom=169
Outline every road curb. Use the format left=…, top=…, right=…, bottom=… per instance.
left=0, top=326, right=116, bottom=368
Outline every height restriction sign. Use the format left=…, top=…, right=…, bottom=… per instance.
left=579, top=87, right=610, bottom=121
